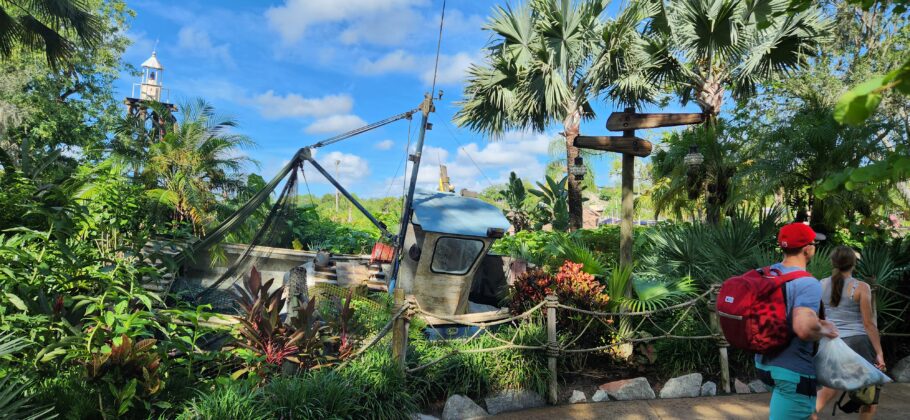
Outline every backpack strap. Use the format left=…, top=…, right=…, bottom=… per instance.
left=768, top=269, right=812, bottom=287
left=834, top=391, right=848, bottom=416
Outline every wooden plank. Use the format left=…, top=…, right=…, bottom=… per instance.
left=574, top=136, right=652, bottom=157
left=606, top=112, right=706, bottom=131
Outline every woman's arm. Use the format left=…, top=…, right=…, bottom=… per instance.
left=859, top=282, right=885, bottom=369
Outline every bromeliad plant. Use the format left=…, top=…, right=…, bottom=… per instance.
left=232, top=267, right=358, bottom=379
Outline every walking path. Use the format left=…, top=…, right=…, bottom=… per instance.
left=492, top=383, right=910, bottom=419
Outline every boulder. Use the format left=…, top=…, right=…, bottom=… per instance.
left=592, top=389, right=610, bottom=402
left=734, top=379, right=751, bottom=394
left=442, top=395, right=488, bottom=420
left=749, top=379, right=768, bottom=393
left=659, top=373, right=703, bottom=399
left=569, top=390, right=587, bottom=404
left=892, top=355, right=910, bottom=382
left=599, top=377, right=656, bottom=401
left=700, top=381, right=717, bottom=397
left=483, top=389, right=545, bottom=415
left=413, top=415, right=440, bottom=420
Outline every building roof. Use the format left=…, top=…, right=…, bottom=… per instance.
left=412, top=190, right=511, bottom=237
left=141, top=51, right=163, bottom=70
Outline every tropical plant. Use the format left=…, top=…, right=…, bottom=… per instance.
left=137, top=99, right=255, bottom=236
left=85, top=334, right=163, bottom=417
left=455, top=0, right=657, bottom=229
left=0, top=0, right=104, bottom=70
left=637, top=0, right=830, bottom=222
left=500, top=171, right=530, bottom=232
left=0, top=333, right=55, bottom=419
left=176, top=378, right=266, bottom=420
left=529, top=175, right=571, bottom=231
left=232, top=267, right=357, bottom=379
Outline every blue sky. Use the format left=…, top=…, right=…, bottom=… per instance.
left=117, top=0, right=700, bottom=198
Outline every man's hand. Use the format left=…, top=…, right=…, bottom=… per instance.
left=819, top=319, right=839, bottom=339
left=876, top=353, right=886, bottom=370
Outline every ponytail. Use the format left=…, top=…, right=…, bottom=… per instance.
left=829, top=245, right=857, bottom=307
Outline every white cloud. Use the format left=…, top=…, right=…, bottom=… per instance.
left=176, top=26, right=233, bottom=65
left=305, top=114, right=368, bottom=134
left=338, top=7, right=421, bottom=46
left=265, top=0, right=424, bottom=44
left=316, top=151, right=370, bottom=184
left=358, top=50, right=418, bottom=75
left=251, top=91, right=354, bottom=119
left=420, top=52, right=477, bottom=85
left=357, top=50, right=479, bottom=86
left=375, top=139, right=395, bottom=150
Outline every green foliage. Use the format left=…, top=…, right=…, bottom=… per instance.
left=500, top=171, right=530, bottom=232
left=177, top=378, right=266, bottom=420
left=263, top=372, right=360, bottom=419
left=287, top=205, right=379, bottom=254
left=529, top=175, right=571, bottom=231
left=0, top=333, right=54, bottom=419
left=409, top=321, right=549, bottom=401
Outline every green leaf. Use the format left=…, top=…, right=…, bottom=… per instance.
left=4, top=293, right=27, bottom=312
left=834, top=76, right=886, bottom=125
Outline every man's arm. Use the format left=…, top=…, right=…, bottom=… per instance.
left=793, top=307, right=838, bottom=341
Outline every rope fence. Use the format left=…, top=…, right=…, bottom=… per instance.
left=334, top=282, right=910, bottom=404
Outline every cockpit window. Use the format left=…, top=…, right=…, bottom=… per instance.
left=430, top=237, right=484, bottom=275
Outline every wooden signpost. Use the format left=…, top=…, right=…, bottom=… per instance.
left=574, top=108, right=706, bottom=269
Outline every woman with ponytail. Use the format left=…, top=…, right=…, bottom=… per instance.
left=814, top=246, right=885, bottom=419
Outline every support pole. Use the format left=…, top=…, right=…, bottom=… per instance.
left=390, top=93, right=434, bottom=291
left=391, top=288, right=408, bottom=371
left=708, top=290, right=731, bottom=393
left=620, top=106, right=636, bottom=271
left=545, top=294, right=559, bottom=404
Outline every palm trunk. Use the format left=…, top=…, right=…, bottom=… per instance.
left=696, top=75, right=725, bottom=225
left=563, top=108, right=583, bottom=230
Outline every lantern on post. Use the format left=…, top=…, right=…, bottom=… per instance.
left=684, top=145, right=704, bottom=168
left=569, top=156, right=586, bottom=180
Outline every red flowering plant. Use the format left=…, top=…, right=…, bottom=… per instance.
left=508, top=261, right=611, bottom=368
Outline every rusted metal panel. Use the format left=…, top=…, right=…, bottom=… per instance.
left=574, top=136, right=653, bottom=157
left=606, top=112, right=706, bottom=131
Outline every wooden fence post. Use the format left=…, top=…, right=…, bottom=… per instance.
left=392, top=288, right=408, bottom=371
left=545, top=294, right=559, bottom=404
left=708, top=289, right=731, bottom=393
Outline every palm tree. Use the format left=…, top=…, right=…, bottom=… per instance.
left=500, top=171, right=530, bottom=232
left=142, top=99, right=254, bottom=235
left=637, top=0, right=829, bottom=222
left=0, top=0, right=103, bottom=70
left=455, top=0, right=656, bottom=230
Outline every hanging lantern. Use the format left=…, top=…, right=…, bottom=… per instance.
left=684, top=145, right=704, bottom=168
left=569, top=156, right=586, bottom=180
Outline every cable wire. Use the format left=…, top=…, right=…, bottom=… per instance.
left=429, top=0, right=447, bottom=95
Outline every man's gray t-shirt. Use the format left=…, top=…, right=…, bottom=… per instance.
left=754, top=263, right=822, bottom=376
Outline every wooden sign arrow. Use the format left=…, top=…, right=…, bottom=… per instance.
left=606, top=112, right=706, bottom=131
left=575, top=136, right=652, bottom=157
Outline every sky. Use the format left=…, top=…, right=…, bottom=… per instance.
left=117, top=0, right=700, bottom=198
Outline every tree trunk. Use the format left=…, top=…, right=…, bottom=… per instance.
left=564, top=109, right=583, bottom=230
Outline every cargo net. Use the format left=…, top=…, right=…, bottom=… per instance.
left=171, top=157, right=305, bottom=312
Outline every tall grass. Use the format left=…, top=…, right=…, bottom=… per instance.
left=177, top=379, right=266, bottom=420
left=408, top=320, right=550, bottom=401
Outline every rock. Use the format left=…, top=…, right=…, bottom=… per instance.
left=659, top=373, right=703, bottom=399
left=599, top=377, right=656, bottom=401
left=442, top=395, right=488, bottom=420
left=569, top=390, right=587, bottom=404
left=483, top=389, right=545, bottom=415
left=892, top=355, right=910, bottom=382
left=592, top=389, right=610, bottom=402
left=412, top=415, right=440, bottom=420
left=700, top=381, right=717, bottom=397
left=734, top=379, right=751, bottom=394
left=748, top=379, right=768, bottom=393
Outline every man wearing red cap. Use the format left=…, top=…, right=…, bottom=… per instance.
left=757, top=223, right=839, bottom=419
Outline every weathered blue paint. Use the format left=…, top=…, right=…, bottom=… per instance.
left=411, top=190, right=511, bottom=237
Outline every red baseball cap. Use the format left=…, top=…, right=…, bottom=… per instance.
left=778, top=223, right=826, bottom=249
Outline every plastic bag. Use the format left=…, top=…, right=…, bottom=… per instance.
left=814, top=337, right=892, bottom=391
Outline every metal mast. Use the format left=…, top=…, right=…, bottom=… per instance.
left=389, top=92, right=434, bottom=291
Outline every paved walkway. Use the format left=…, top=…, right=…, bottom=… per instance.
left=492, top=383, right=910, bottom=419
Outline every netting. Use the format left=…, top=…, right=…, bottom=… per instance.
left=171, top=156, right=304, bottom=312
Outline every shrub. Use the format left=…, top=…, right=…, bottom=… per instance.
left=263, top=372, right=360, bottom=419
left=408, top=321, right=549, bottom=402
left=342, top=350, right=421, bottom=419
left=507, top=261, right=610, bottom=315
left=176, top=378, right=266, bottom=420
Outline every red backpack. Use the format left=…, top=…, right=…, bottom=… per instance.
left=716, top=267, right=811, bottom=354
